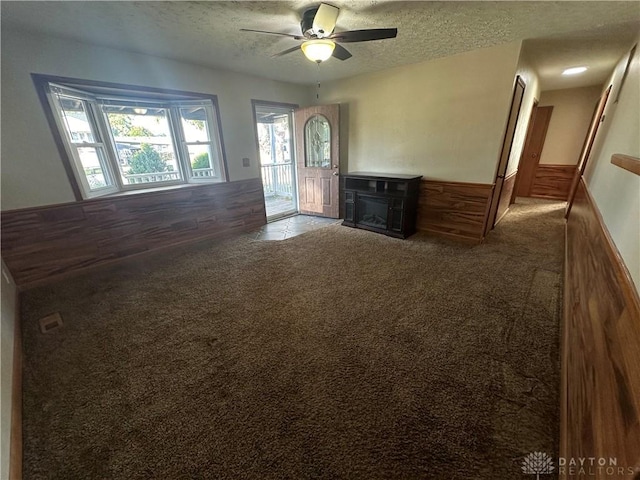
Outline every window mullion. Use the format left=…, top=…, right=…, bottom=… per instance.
left=168, top=106, right=191, bottom=182
left=94, top=104, right=125, bottom=191
left=204, top=105, right=222, bottom=178
left=89, top=101, right=122, bottom=191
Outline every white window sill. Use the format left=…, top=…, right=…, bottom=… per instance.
left=91, top=180, right=226, bottom=200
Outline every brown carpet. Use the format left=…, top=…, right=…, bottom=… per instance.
left=20, top=197, right=564, bottom=479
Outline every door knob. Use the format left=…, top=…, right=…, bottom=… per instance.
left=333, top=172, right=339, bottom=176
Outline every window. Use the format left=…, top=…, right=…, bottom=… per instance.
left=304, top=114, right=331, bottom=168
left=44, top=82, right=227, bottom=198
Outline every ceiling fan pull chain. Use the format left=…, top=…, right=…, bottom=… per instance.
left=316, top=62, right=321, bottom=102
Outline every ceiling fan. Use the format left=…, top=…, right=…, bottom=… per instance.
left=241, top=3, right=398, bottom=63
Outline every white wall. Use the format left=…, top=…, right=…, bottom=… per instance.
left=584, top=38, right=640, bottom=292
left=505, top=51, right=540, bottom=177
left=0, top=261, right=17, bottom=480
left=1, top=28, right=311, bottom=211
left=538, top=86, right=602, bottom=165
left=318, top=42, right=522, bottom=184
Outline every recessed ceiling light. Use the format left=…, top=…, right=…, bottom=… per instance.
left=562, top=66, right=588, bottom=76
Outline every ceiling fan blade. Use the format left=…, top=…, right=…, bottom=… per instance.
left=329, top=28, right=398, bottom=43
left=240, top=28, right=304, bottom=40
left=332, top=43, right=352, bottom=61
left=313, top=3, right=340, bottom=37
left=272, top=45, right=301, bottom=58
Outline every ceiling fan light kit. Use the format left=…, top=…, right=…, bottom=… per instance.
left=301, top=39, right=336, bottom=62
left=241, top=3, right=397, bottom=63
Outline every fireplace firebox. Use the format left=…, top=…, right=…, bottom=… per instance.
left=342, top=172, right=422, bottom=239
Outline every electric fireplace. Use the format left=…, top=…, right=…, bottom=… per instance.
left=342, top=172, right=422, bottom=239
left=357, top=195, right=388, bottom=229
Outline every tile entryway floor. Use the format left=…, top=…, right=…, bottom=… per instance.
left=247, top=215, right=341, bottom=241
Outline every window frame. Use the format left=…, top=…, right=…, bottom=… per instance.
left=174, top=100, right=225, bottom=184
left=98, top=98, right=186, bottom=191
left=32, top=74, right=229, bottom=200
left=47, top=85, right=121, bottom=197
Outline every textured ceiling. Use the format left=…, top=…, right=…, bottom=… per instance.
left=2, top=1, right=639, bottom=90
left=523, top=22, right=639, bottom=90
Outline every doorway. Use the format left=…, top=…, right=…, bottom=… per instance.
left=565, top=85, right=612, bottom=217
left=486, top=76, right=526, bottom=233
left=514, top=105, right=554, bottom=198
left=252, top=101, right=298, bottom=221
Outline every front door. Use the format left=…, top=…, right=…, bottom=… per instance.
left=294, top=104, right=340, bottom=218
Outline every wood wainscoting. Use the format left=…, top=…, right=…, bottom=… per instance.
left=1, top=179, right=266, bottom=287
left=530, top=164, right=576, bottom=201
left=416, top=180, right=494, bottom=243
left=563, top=178, right=640, bottom=472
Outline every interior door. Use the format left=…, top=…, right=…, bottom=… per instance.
left=294, top=104, right=340, bottom=218
left=565, top=85, right=611, bottom=218
left=486, top=76, right=526, bottom=233
left=515, top=106, right=554, bottom=197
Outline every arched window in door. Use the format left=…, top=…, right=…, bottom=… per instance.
left=304, top=114, right=331, bottom=168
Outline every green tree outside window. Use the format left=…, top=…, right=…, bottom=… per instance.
left=128, top=144, right=168, bottom=174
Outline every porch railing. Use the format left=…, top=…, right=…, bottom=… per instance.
left=84, top=166, right=218, bottom=187
left=192, top=168, right=215, bottom=178
left=261, top=163, right=293, bottom=197
left=125, top=172, right=181, bottom=184
left=123, top=168, right=215, bottom=184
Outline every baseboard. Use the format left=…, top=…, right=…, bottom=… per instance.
left=9, top=291, right=22, bottom=480
left=416, top=179, right=493, bottom=243
left=562, top=178, right=640, bottom=468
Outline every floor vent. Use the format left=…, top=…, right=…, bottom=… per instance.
left=39, top=313, right=64, bottom=334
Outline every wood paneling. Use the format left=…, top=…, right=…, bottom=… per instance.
left=495, top=172, right=517, bottom=225
left=563, top=179, right=640, bottom=473
left=530, top=164, right=576, bottom=200
left=1, top=179, right=266, bottom=287
left=416, top=180, right=493, bottom=243
left=611, top=153, right=640, bottom=176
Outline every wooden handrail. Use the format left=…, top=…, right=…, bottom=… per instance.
left=611, top=153, right=640, bottom=176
